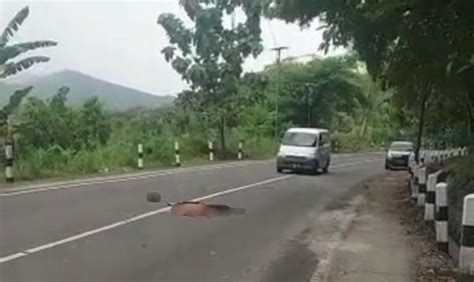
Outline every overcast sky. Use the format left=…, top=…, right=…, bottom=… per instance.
left=0, top=0, right=345, bottom=96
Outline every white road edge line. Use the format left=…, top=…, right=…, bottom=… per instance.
left=0, top=158, right=381, bottom=264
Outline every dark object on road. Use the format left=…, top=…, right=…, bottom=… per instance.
left=167, top=201, right=246, bottom=218
left=146, top=192, right=162, bottom=203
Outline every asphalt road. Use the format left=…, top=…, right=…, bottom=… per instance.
left=0, top=153, right=384, bottom=281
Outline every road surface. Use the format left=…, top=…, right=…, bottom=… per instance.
left=0, top=153, right=383, bottom=281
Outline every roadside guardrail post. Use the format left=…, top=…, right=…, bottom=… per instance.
left=208, top=141, right=214, bottom=162
left=425, top=172, right=437, bottom=221
left=137, top=143, right=144, bottom=169
left=238, top=141, right=243, bottom=160
left=175, top=141, right=181, bottom=167
left=435, top=182, right=449, bottom=253
left=4, top=139, right=14, bottom=183
left=412, top=164, right=419, bottom=200
left=418, top=166, right=427, bottom=207
left=460, top=194, right=474, bottom=273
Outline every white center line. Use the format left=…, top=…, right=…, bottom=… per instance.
left=0, top=158, right=381, bottom=264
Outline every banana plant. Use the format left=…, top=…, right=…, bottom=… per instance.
left=0, top=6, right=57, bottom=144
left=0, top=6, right=57, bottom=78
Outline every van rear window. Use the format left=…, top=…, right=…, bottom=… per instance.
left=282, top=132, right=318, bottom=147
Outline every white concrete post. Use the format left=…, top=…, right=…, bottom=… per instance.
left=174, top=141, right=181, bottom=167
left=425, top=151, right=432, bottom=165
left=137, top=144, right=144, bottom=169
left=433, top=150, right=438, bottom=163
left=424, top=173, right=437, bottom=221
left=460, top=194, right=474, bottom=273
left=418, top=166, right=427, bottom=207
left=4, top=140, right=14, bottom=183
left=238, top=142, right=243, bottom=160
left=409, top=153, right=416, bottom=173
left=411, top=164, right=419, bottom=200
left=435, top=182, right=449, bottom=253
left=208, top=141, right=214, bottom=162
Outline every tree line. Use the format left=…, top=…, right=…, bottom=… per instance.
left=1, top=1, right=471, bottom=181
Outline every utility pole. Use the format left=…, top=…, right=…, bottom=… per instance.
left=305, top=83, right=312, bottom=127
left=271, top=46, right=288, bottom=145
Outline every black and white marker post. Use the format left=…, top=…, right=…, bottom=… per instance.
left=411, top=164, right=419, bottom=201
left=137, top=143, right=144, bottom=169
left=460, top=194, right=474, bottom=273
left=238, top=142, right=243, bottom=160
left=418, top=166, right=427, bottom=207
left=435, top=182, right=449, bottom=253
left=175, top=141, right=181, bottom=167
left=4, top=140, right=14, bottom=183
left=208, top=141, right=214, bottom=162
left=424, top=172, right=438, bottom=221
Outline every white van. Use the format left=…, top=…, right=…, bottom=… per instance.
left=276, top=128, right=331, bottom=174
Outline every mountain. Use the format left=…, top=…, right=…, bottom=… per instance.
left=0, top=70, right=174, bottom=110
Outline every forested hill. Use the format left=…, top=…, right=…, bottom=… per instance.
left=0, top=70, right=174, bottom=110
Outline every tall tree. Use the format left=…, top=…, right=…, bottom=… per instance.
left=264, top=56, right=367, bottom=129
left=264, top=0, right=474, bottom=155
left=158, top=0, right=263, bottom=154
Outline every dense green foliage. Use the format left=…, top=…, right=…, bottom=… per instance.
left=264, top=0, right=474, bottom=157
left=2, top=53, right=398, bottom=181
left=158, top=0, right=263, bottom=154
left=264, top=55, right=402, bottom=150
